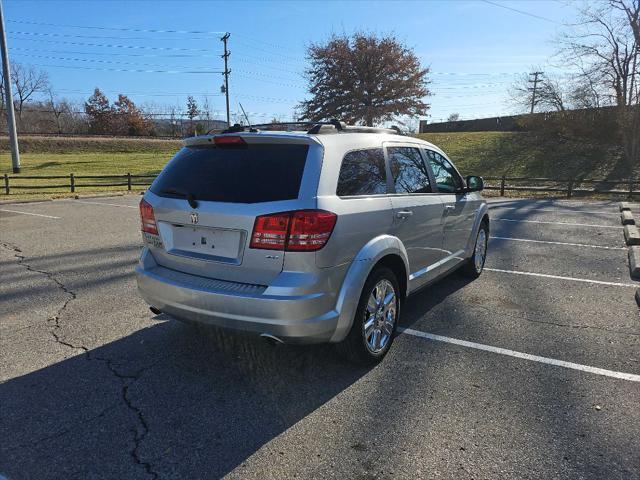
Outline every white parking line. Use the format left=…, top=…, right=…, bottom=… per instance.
left=489, top=236, right=627, bottom=250
left=484, top=267, right=638, bottom=288
left=0, top=208, right=60, bottom=219
left=71, top=200, right=138, bottom=209
left=489, top=206, right=617, bottom=215
left=494, top=218, right=623, bottom=228
left=400, top=328, right=640, bottom=382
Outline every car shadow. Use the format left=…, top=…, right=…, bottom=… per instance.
left=0, top=317, right=373, bottom=479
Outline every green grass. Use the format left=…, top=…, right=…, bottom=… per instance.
left=417, top=131, right=626, bottom=179
left=0, top=132, right=632, bottom=200
left=0, top=136, right=181, bottom=199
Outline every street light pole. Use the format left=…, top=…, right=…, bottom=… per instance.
left=0, top=0, right=20, bottom=173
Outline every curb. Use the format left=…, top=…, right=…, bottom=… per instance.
left=629, top=246, right=640, bottom=279
left=69, top=192, right=127, bottom=200
left=0, top=198, right=53, bottom=205
left=624, top=225, right=640, bottom=245
left=0, top=191, right=132, bottom=206
left=621, top=210, right=635, bottom=225
left=620, top=202, right=632, bottom=212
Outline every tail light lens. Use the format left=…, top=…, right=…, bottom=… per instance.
left=250, top=213, right=290, bottom=250
left=139, top=199, right=158, bottom=235
left=250, top=210, right=337, bottom=251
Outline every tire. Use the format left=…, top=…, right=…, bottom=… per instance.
left=460, top=220, right=488, bottom=278
left=336, top=266, right=401, bottom=365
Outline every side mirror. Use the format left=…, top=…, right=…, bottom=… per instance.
left=466, top=175, right=484, bottom=192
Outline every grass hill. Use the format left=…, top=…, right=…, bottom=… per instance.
left=417, top=132, right=627, bottom=180
left=0, top=132, right=632, bottom=199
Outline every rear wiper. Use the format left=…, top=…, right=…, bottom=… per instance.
left=160, top=188, right=198, bottom=209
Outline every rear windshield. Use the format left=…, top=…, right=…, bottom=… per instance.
left=151, top=143, right=309, bottom=203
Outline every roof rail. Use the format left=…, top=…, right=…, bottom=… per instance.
left=212, top=119, right=404, bottom=135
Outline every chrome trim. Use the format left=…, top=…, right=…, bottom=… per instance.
left=409, top=249, right=466, bottom=281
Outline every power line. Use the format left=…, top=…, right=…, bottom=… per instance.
left=8, top=29, right=211, bottom=42
left=11, top=46, right=216, bottom=59
left=22, top=62, right=220, bottom=74
left=234, top=73, right=305, bottom=89
left=480, top=0, right=565, bottom=25
left=7, top=35, right=211, bottom=52
left=12, top=52, right=218, bottom=70
left=7, top=19, right=225, bottom=36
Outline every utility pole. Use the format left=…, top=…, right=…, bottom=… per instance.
left=220, top=33, right=231, bottom=127
left=0, top=0, right=20, bottom=173
left=528, top=71, right=544, bottom=114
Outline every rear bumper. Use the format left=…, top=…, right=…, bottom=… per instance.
left=136, top=249, right=341, bottom=344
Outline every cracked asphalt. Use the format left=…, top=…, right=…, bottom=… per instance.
left=1, top=195, right=639, bottom=480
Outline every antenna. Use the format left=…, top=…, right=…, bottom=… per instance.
left=239, top=103, right=251, bottom=128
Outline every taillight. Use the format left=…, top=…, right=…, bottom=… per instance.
left=250, top=210, right=337, bottom=252
left=250, top=213, right=290, bottom=250
left=287, top=210, right=337, bottom=251
left=139, top=199, right=158, bottom=235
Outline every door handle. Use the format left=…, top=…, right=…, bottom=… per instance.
left=396, top=210, right=413, bottom=219
left=444, top=205, right=456, bottom=210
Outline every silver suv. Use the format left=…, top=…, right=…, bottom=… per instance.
left=136, top=122, right=488, bottom=363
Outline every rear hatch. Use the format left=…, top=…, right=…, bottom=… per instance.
left=144, top=134, right=320, bottom=285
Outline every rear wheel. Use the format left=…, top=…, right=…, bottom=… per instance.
left=461, top=221, right=488, bottom=278
left=336, top=267, right=400, bottom=365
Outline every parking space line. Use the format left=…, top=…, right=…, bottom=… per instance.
left=400, top=328, right=640, bottom=382
left=484, top=267, right=637, bottom=288
left=0, top=208, right=60, bottom=219
left=494, top=218, right=622, bottom=228
left=71, top=200, right=138, bottom=209
left=489, top=236, right=627, bottom=251
left=489, top=206, right=618, bottom=215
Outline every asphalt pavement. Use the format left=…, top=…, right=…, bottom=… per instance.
left=1, top=195, right=638, bottom=480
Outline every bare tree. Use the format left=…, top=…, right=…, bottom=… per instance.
left=559, top=1, right=639, bottom=172
left=10, top=63, right=49, bottom=124
left=447, top=113, right=461, bottom=122
left=46, top=87, right=70, bottom=134
left=610, top=0, right=640, bottom=45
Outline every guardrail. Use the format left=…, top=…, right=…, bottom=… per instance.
left=483, top=176, right=638, bottom=199
left=2, top=173, right=158, bottom=194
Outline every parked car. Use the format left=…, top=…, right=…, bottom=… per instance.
left=136, top=122, right=488, bottom=363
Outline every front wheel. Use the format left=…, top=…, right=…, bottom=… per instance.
left=461, top=221, right=488, bottom=278
left=336, top=267, right=400, bottom=365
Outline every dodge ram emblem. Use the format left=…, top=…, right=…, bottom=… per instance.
left=190, top=212, right=198, bottom=224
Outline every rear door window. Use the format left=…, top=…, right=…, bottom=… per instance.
left=151, top=143, right=309, bottom=203
left=336, top=148, right=387, bottom=196
left=387, top=146, right=432, bottom=194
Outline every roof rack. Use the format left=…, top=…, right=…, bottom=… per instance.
left=213, top=119, right=404, bottom=136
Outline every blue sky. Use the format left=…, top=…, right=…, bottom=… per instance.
left=3, top=0, right=578, bottom=124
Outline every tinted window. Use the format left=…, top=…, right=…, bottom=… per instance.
left=337, top=148, right=387, bottom=196
left=388, top=147, right=432, bottom=194
left=151, top=144, right=308, bottom=203
left=425, top=150, right=463, bottom=193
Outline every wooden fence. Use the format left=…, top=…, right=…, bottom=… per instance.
left=2, top=173, right=158, bottom=194
left=483, top=176, right=637, bottom=199
left=1, top=173, right=638, bottom=199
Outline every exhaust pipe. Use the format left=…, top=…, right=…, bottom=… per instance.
left=149, top=306, right=162, bottom=315
left=260, top=333, right=284, bottom=346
